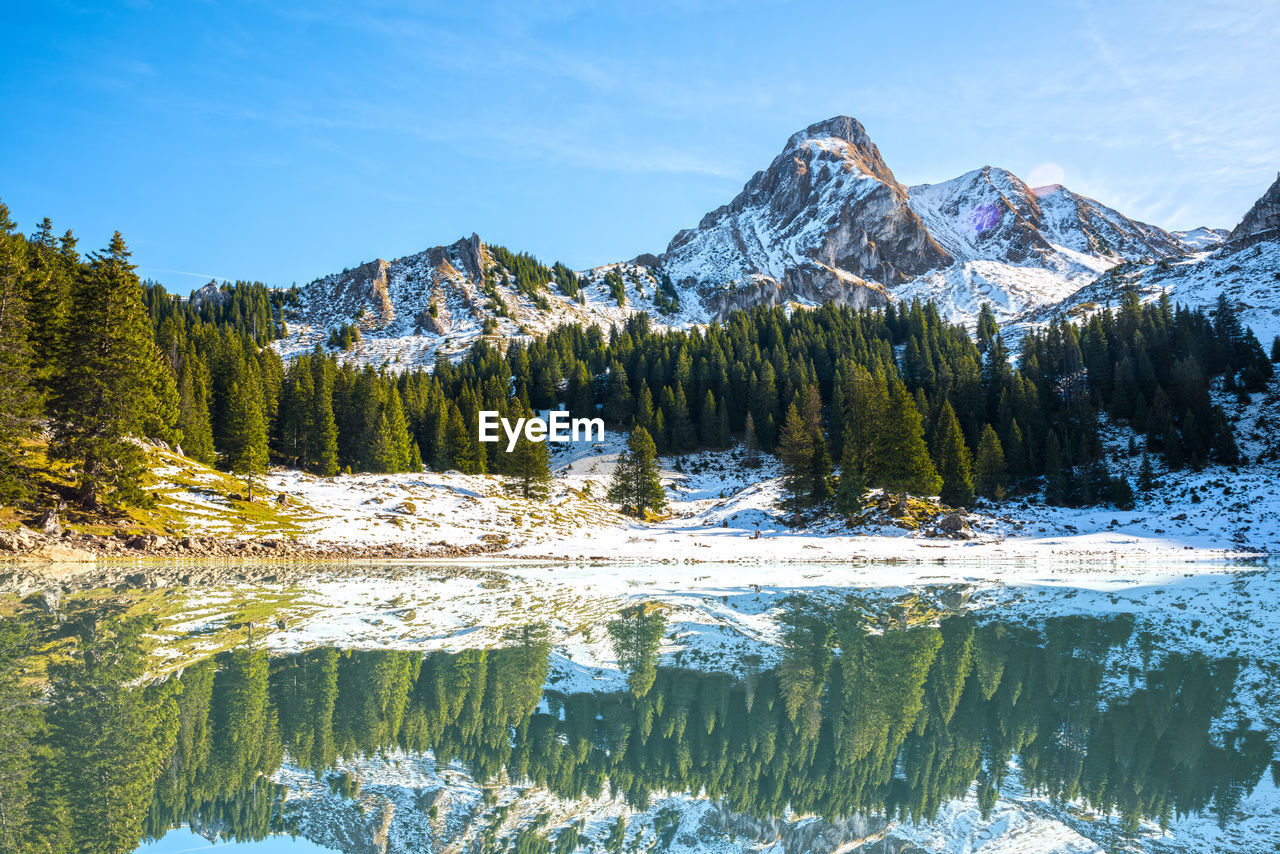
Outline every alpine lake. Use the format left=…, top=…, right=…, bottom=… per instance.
left=2, top=558, right=1277, bottom=854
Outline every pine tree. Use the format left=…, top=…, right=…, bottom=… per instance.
left=836, top=365, right=888, bottom=495
left=1209, top=405, right=1240, bottom=465
left=1271, top=335, right=1280, bottom=363
left=874, top=376, right=941, bottom=496
left=802, top=384, right=832, bottom=505
left=834, top=428, right=867, bottom=518
left=667, top=385, right=696, bottom=451
left=175, top=353, right=216, bottom=464
left=508, top=403, right=552, bottom=500
left=0, top=202, right=41, bottom=501
left=607, top=426, right=665, bottom=517
left=698, top=390, right=718, bottom=447
left=933, top=401, right=974, bottom=507
left=777, top=402, right=815, bottom=522
left=1044, top=431, right=1069, bottom=505
left=383, top=386, right=414, bottom=471
left=635, top=382, right=655, bottom=436
left=602, top=363, right=633, bottom=424
left=309, top=355, right=339, bottom=476
left=973, top=424, right=1007, bottom=499
left=21, top=215, right=72, bottom=391
left=743, top=411, right=760, bottom=466
left=366, top=412, right=399, bottom=474
left=223, top=374, right=269, bottom=500
left=567, top=362, right=594, bottom=420
left=48, top=232, right=179, bottom=508
left=446, top=404, right=487, bottom=474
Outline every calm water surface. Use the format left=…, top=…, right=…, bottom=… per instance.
left=0, top=562, right=1273, bottom=853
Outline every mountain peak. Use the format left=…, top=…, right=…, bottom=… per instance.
left=788, top=115, right=873, bottom=147
left=660, top=115, right=949, bottom=308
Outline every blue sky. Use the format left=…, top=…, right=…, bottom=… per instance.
left=2, top=0, right=1277, bottom=293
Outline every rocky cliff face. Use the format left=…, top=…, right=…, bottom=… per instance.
left=661, top=116, right=950, bottom=310
left=908, top=167, right=1183, bottom=265
left=1229, top=173, right=1280, bottom=243
left=277, top=115, right=1249, bottom=367
left=277, top=233, right=707, bottom=368
left=1029, top=174, right=1280, bottom=344
left=657, top=116, right=1185, bottom=325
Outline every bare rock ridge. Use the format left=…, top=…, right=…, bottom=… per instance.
left=660, top=115, right=952, bottom=312
left=1229, top=172, right=1280, bottom=243
left=279, top=116, right=1277, bottom=368
left=1023, top=174, right=1280, bottom=345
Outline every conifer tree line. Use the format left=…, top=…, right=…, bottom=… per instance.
left=1, top=200, right=1271, bottom=512
left=0, top=606, right=1269, bottom=852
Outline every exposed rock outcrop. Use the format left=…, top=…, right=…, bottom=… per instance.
left=661, top=116, right=951, bottom=310
left=1228, top=172, right=1280, bottom=243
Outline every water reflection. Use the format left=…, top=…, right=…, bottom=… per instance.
left=0, top=603, right=1271, bottom=854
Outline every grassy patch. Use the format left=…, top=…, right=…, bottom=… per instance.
left=2, top=437, right=315, bottom=540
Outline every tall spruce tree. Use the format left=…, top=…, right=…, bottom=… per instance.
left=777, top=402, right=816, bottom=522
left=607, top=426, right=665, bottom=517
left=20, top=216, right=72, bottom=391
left=48, top=232, right=178, bottom=508
left=309, top=354, right=339, bottom=475
left=383, top=386, right=414, bottom=471
left=802, top=384, right=832, bottom=505
left=973, top=424, right=1006, bottom=499
left=175, top=348, right=216, bottom=464
left=223, top=374, right=269, bottom=500
left=507, top=402, right=552, bottom=500
left=0, top=202, right=41, bottom=501
left=743, top=411, right=760, bottom=466
left=698, top=390, right=718, bottom=447
left=933, top=401, right=974, bottom=507
left=873, top=375, right=941, bottom=496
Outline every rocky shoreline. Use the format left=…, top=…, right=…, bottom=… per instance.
left=1, top=522, right=509, bottom=568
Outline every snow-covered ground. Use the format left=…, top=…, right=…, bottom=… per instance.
left=247, top=371, right=1280, bottom=564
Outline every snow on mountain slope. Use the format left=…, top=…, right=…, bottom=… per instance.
left=908, top=168, right=1180, bottom=264
left=1023, top=240, right=1280, bottom=344
left=655, top=119, right=1187, bottom=329
left=899, top=168, right=1185, bottom=325
left=659, top=116, right=950, bottom=313
left=266, top=117, right=1264, bottom=366
left=273, top=234, right=708, bottom=368
left=1174, top=226, right=1230, bottom=251
left=1024, top=174, right=1280, bottom=344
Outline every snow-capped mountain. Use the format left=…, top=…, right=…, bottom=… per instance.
left=656, top=116, right=1185, bottom=326
left=272, top=117, right=1273, bottom=368
left=659, top=116, right=950, bottom=314
left=1026, top=175, right=1280, bottom=343
left=1173, top=226, right=1230, bottom=251
left=893, top=166, right=1184, bottom=323
left=276, top=234, right=708, bottom=367
left=907, top=167, right=1183, bottom=264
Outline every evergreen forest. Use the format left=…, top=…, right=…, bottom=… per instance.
left=2, top=201, right=1274, bottom=516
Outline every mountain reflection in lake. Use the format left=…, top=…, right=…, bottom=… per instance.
left=0, top=595, right=1272, bottom=854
